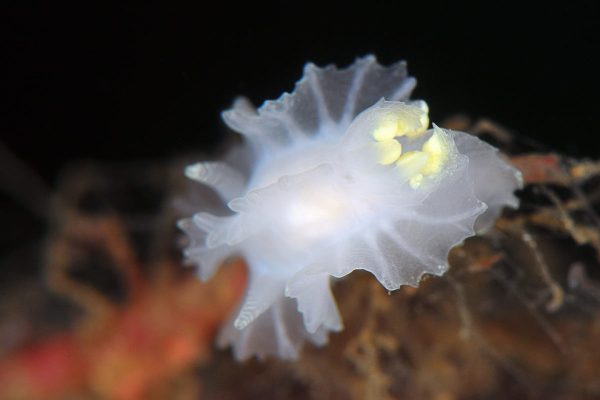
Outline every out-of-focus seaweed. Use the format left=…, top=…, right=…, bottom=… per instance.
left=0, top=158, right=246, bottom=399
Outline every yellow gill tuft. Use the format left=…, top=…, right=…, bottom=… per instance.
left=420, top=128, right=450, bottom=176
left=373, top=139, right=403, bottom=165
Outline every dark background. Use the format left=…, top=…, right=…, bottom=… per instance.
left=2, top=2, right=599, bottom=183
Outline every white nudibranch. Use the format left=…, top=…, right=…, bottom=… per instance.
left=178, top=56, right=522, bottom=360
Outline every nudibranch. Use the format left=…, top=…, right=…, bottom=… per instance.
left=178, top=56, right=522, bottom=360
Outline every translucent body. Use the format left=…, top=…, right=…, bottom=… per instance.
left=179, top=56, right=522, bottom=360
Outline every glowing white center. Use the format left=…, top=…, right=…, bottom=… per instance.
left=284, top=190, right=348, bottom=242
